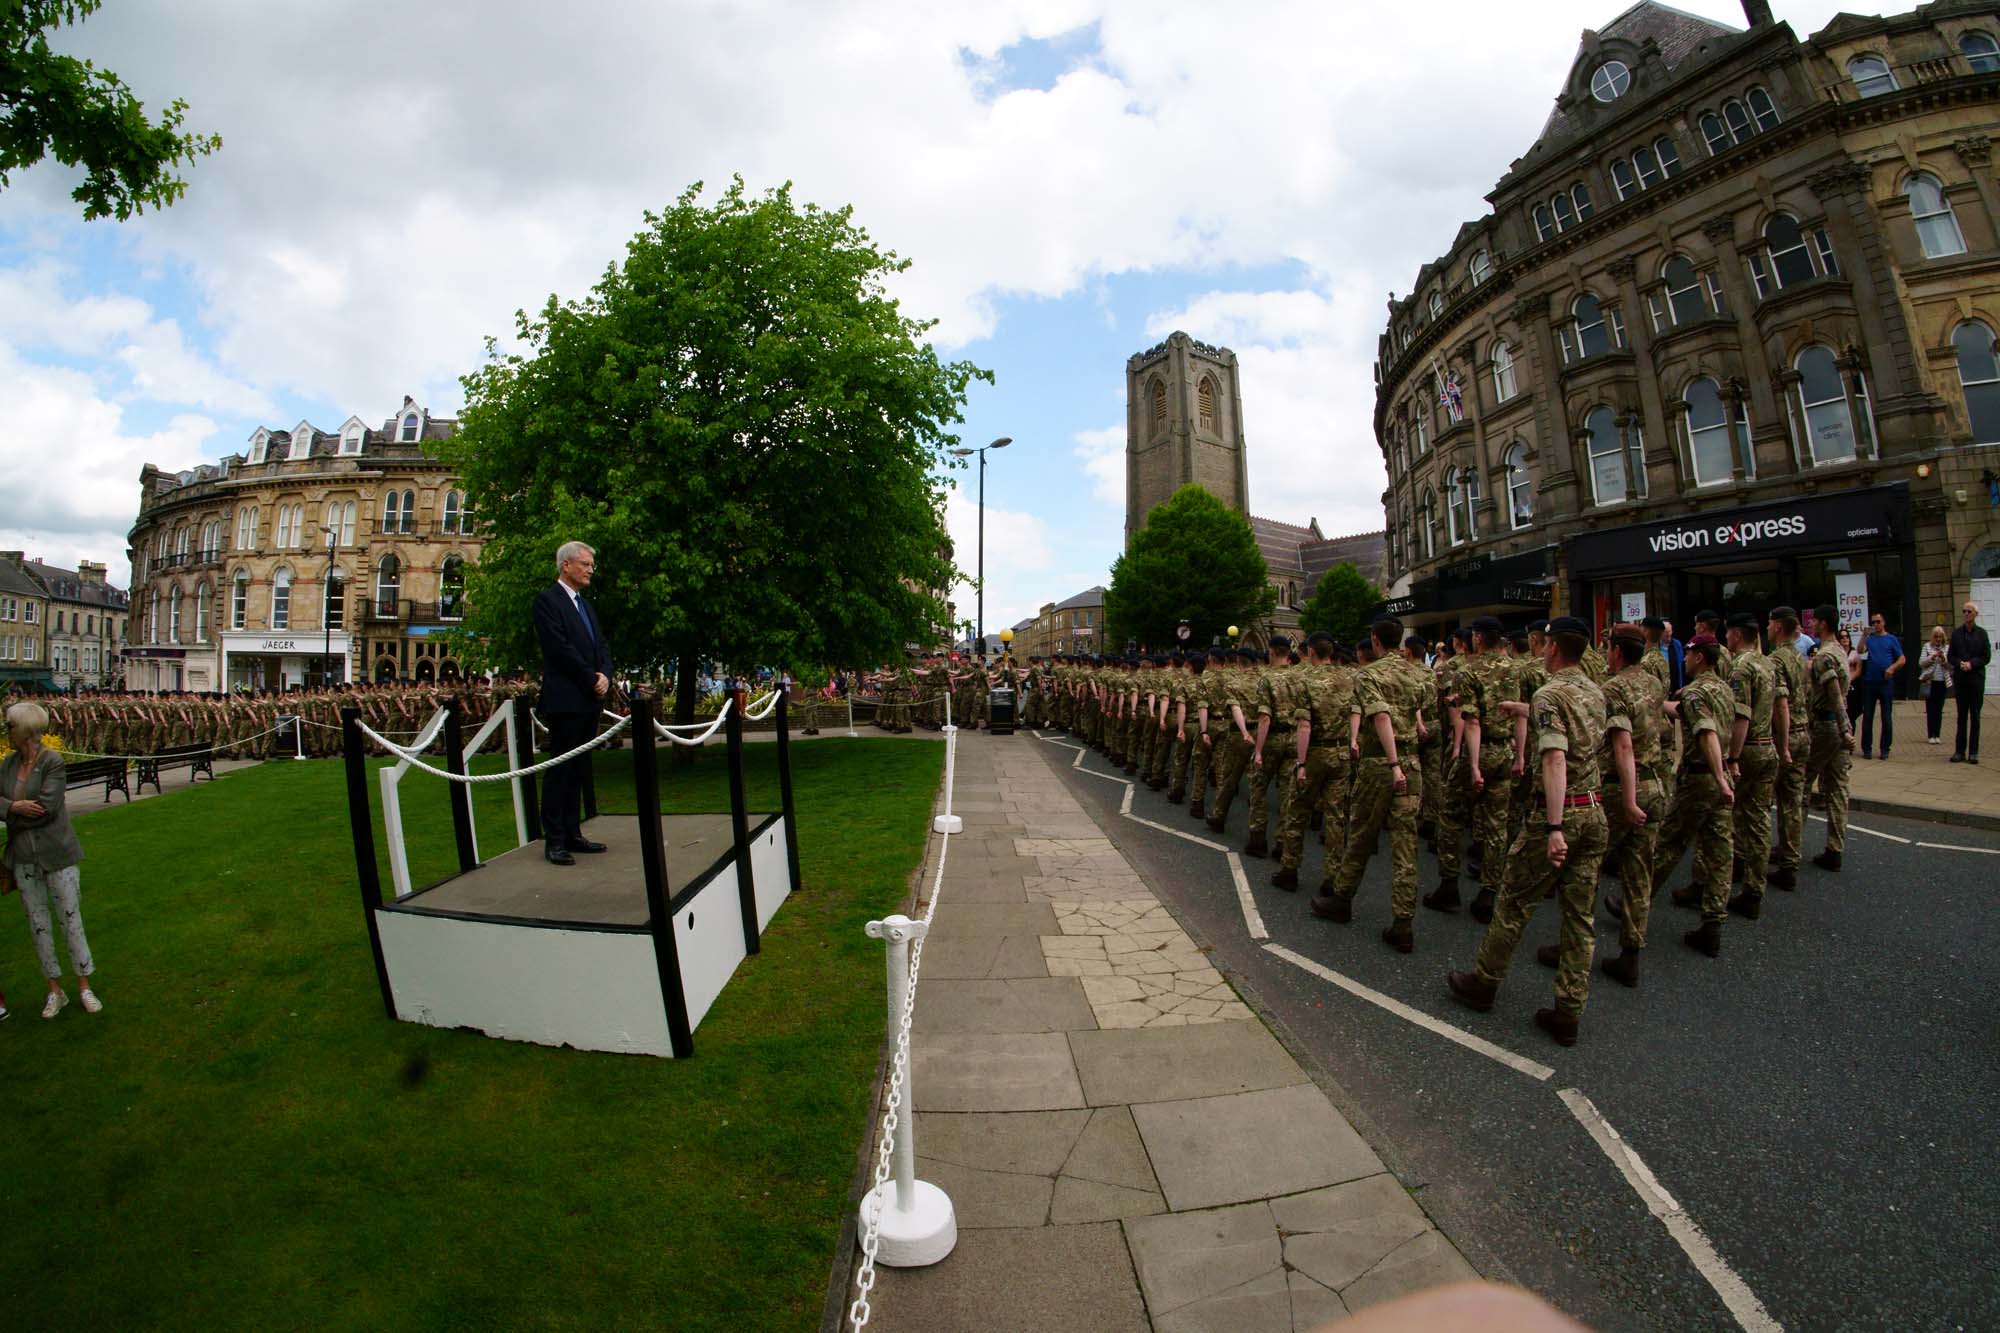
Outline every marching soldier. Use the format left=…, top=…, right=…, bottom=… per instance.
left=1205, top=648, right=1260, bottom=834
left=1445, top=616, right=1609, bottom=1047
left=1693, top=609, right=1734, bottom=682
left=1653, top=635, right=1736, bottom=957
left=1594, top=624, right=1666, bottom=987
left=1805, top=603, right=1856, bottom=872
left=1764, top=607, right=1812, bottom=892
left=1426, top=629, right=1473, bottom=907
left=1723, top=613, right=1781, bottom=921
left=1169, top=653, right=1206, bottom=806
left=1409, top=635, right=1442, bottom=843
left=1190, top=647, right=1230, bottom=821
left=1486, top=627, right=1546, bottom=922
left=1273, top=632, right=1355, bottom=892
left=1246, top=636, right=1307, bottom=859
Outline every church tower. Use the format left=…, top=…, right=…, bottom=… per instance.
left=1124, top=332, right=1251, bottom=547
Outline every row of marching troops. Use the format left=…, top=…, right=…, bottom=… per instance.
left=855, top=656, right=1040, bottom=732
left=13, top=680, right=538, bottom=760
left=1037, top=603, right=1858, bottom=1049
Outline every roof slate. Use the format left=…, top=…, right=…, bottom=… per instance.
left=1535, top=1, right=1741, bottom=147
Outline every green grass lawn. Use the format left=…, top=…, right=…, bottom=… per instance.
left=0, top=738, right=942, bottom=1330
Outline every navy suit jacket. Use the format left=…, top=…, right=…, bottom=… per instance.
left=534, top=583, right=613, bottom=715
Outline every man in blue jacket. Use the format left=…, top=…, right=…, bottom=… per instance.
left=533, top=541, right=615, bottom=864
left=1858, top=613, right=1905, bottom=760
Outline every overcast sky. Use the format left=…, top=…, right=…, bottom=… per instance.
left=0, top=0, right=1850, bottom=634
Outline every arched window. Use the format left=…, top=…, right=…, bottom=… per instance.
left=440, top=556, right=466, bottom=620
left=1445, top=470, right=1466, bottom=546
left=382, top=491, right=401, bottom=533
left=1469, top=250, right=1492, bottom=285
left=376, top=555, right=401, bottom=616
left=1418, top=489, right=1437, bottom=561
left=1398, top=326, right=1411, bottom=351
left=1570, top=293, right=1610, bottom=359
left=1197, top=375, right=1217, bottom=432
left=400, top=489, right=416, bottom=534
left=249, top=431, right=268, bottom=464
left=1662, top=256, right=1706, bottom=325
left=1149, top=378, right=1167, bottom=437
left=1700, top=112, right=1730, bottom=156
left=1611, top=158, right=1638, bottom=200
left=441, top=491, right=462, bottom=536
left=1571, top=182, right=1594, bottom=222
left=231, top=570, right=248, bottom=630
left=1848, top=55, right=1896, bottom=98
left=147, top=588, right=159, bottom=643
left=1552, top=192, right=1576, bottom=232
left=1795, top=345, right=1862, bottom=464
left=337, top=501, right=356, bottom=546
left=236, top=506, right=257, bottom=550
left=1655, top=136, right=1682, bottom=178
left=1905, top=174, right=1967, bottom=259
left=1504, top=444, right=1534, bottom=529
left=1534, top=204, right=1555, bottom=243
left=324, top=568, right=346, bottom=630
left=1428, top=291, right=1444, bottom=320
left=1491, top=340, right=1517, bottom=402
left=1684, top=378, right=1752, bottom=486
left=342, top=426, right=364, bottom=455
left=400, top=412, right=421, bottom=442
left=1747, top=87, right=1780, bottom=131
left=275, top=505, right=293, bottom=548
left=1722, top=99, right=1753, bottom=145
left=271, top=566, right=292, bottom=630
left=1752, top=214, right=1832, bottom=297
left=1585, top=405, right=1645, bottom=504
left=194, top=583, right=209, bottom=641
left=1413, top=402, right=1428, bottom=454
left=1954, top=322, right=2000, bottom=443
left=1964, top=31, right=2000, bottom=73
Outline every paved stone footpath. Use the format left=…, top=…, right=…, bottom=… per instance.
left=864, top=732, right=1475, bottom=1331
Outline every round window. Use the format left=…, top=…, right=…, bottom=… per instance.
left=1591, top=61, right=1632, bottom=102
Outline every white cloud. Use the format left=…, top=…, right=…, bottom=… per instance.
left=1072, top=424, right=1124, bottom=508
left=944, top=485, right=1059, bottom=637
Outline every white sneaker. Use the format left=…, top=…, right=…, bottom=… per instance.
left=41, top=990, right=67, bottom=1020
left=79, top=988, right=102, bottom=1014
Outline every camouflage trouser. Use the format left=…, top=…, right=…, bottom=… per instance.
left=1732, top=745, right=1779, bottom=892
left=1418, top=732, right=1443, bottom=828
left=1435, top=747, right=1473, bottom=879
left=1212, top=731, right=1254, bottom=819
left=1022, top=689, right=1042, bottom=729
left=1604, top=776, right=1664, bottom=949
left=1473, top=804, right=1609, bottom=1016
left=1471, top=746, right=1516, bottom=892
left=1133, top=713, right=1155, bottom=771
left=1805, top=721, right=1850, bottom=854
left=1279, top=746, right=1345, bottom=871
left=1085, top=697, right=1103, bottom=745
left=1193, top=729, right=1228, bottom=806
left=1246, top=729, right=1293, bottom=835
left=1169, top=730, right=1195, bottom=797
left=1329, top=754, right=1422, bottom=918
left=1652, top=771, right=1734, bottom=925
left=1771, top=729, right=1810, bottom=871
left=1148, top=723, right=1175, bottom=785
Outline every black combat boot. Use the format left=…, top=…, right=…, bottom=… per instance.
left=1534, top=1007, right=1579, bottom=1047
left=1727, top=890, right=1762, bottom=921
left=1310, top=892, right=1353, bottom=924
left=1535, top=943, right=1560, bottom=968
left=1243, top=830, right=1268, bottom=859
left=1189, top=796, right=1205, bottom=821
left=1167, top=785, right=1186, bottom=805
left=1422, top=877, right=1461, bottom=914
left=1670, top=883, right=1702, bottom=909
left=1381, top=917, right=1414, bottom=954
left=1270, top=865, right=1299, bottom=891
left=1148, top=776, right=1167, bottom=791
left=1206, top=814, right=1227, bottom=834
left=1683, top=919, right=1722, bottom=957
left=1811, top=849, right=1842, bottom=871
left=1446, top=970, right=1496, bottom=1012
left=1766, top=865, right=1797, bottom=891
left=1469, top=887, right=1496, bottom=924
left=1600, top=947, right=1641, bottom=987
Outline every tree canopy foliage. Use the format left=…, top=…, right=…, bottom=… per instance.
left=432, top=179, right=988, bottom=722
left=1298, top=562, right=1382, bottom=645
left=1104, top=485, right=1274, bottom=649
left=2, top=1, right=221, bottom=220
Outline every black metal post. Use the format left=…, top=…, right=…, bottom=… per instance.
left=976, top=447, right=985, bottom=653
left=725, top=685, right=759, bottom=956
left=776, top=689, right=802, bottom=896
left=632, top=692, right=694, bottom=1058
left=442, top=697, right=477, bottom=874
left=515, top=690, right=542, bottom=843
left=342, top=707, right=397, bottom=1020
left=582, top=742, right=599, bottom=822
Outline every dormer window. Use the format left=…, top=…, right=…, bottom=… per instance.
left=1590, top=61, right=1630, bottom=102
left=249, top=430, right=268, bottom=464
left=342, top=429, right=363, bottom=455
left=400, top=413, right=421, bottom=442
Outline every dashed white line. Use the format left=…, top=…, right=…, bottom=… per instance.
left=1261, top=942, right=1555, bottom=1082
left=1225, top=852, right=1269, bottom=941
left=1558, top=1089, right=1782, bottom=1333
left=1845, top=822, right=1912, bottom=845
left=1916, top=840, right=2000, bottom=854
left=1122, top=813, right=1230, bottom=853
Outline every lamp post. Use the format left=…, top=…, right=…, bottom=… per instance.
left=322, top=527, right=338, bottom=687
left=948, top=437, right=1011, bottom=661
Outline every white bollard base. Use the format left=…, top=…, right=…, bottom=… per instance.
left=860, top=1180, right=957, bottom=1267
left=933, top=813, right=963, bottom=833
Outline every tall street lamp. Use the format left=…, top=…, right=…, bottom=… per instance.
left=322, top=526, right=339, bottom=686
left=949, top=436, right=1011, bottom=658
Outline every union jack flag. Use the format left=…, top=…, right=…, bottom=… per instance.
left=1438, top=371, right=1465, bottom=424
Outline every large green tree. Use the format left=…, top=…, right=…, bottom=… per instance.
left=2, top=1, right=221, bottom=220
left=1104, top=485, right=1274, bottom=649
left=433, top=178, right=987, bottom=726
left=1298, top=562, right=1382, bottom=645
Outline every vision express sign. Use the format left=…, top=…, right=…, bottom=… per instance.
left=1566, top=484, right=1907, bottom=577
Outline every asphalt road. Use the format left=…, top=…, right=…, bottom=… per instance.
left=1025, top=728, right=2000, bottom=1333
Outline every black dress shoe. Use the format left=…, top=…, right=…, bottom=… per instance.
left=544, top=843, right=576, bottom=866
left=565, top=838, right=608, bottom=854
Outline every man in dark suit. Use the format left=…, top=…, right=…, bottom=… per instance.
left=533, top=541, right=614, bottom=865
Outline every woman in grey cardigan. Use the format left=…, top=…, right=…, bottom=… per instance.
left=3, top=701, right=100, bottom=1019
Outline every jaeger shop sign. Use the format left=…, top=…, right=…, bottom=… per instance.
left=1566, top=484, right=1908, bottom=577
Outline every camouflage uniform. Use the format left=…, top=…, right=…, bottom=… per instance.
left=1581, top=644, right=1611, bottom=686
left=1280, top=659, right=1357, bottom=877
left=1601, top=662, right=1667, bottom=949
left=1467, top=652, right=1521, bottom=900
left=1432, top=654, right=1473, bottom=884
left=1190, top=664, right=1230, bottom=816
left=1651, top=669, right=1737, bottom=927
left=1641, top=646, right=1671, bottom=694
left=1208, top=665, right=1257, bottom=824
left=1728, top=644, right=1782, bottom=904
left=1805, top=640, right=1852, bottom=856
left=1247, top=658, right=1309, bottom=847
left=1504, top=650, right=1549, bottom=851
left=1319, top=652, right=1426, bottom=921
left=1469, top=664, right=1610, bottom=1016
left=1768, top=639, right=1812, bottom=876
left=1416, top=658, right=1444, bottom=834
left=1169, top=668, right=1202, bottom=802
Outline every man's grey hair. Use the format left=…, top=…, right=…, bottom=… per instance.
left=556, top=541, right=595, bottom=574
left=5, top=700, right=50, bottom=741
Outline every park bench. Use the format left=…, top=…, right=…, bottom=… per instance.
left=137, top=742, right=215, bottom=795
left=64, top=755, right=130, bottom=803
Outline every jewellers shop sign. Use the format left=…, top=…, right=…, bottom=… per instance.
left=1566, top=484, right=1908, bottom=577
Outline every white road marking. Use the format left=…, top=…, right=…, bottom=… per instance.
left=1120, top=782, right=1134, bottom=816
left=1262, top=942, right=1555, bottom=1082
left=1846, top=822, right=1911, bottom=844
left=1558, top=1088, right=1783, bottom=1333
left=1916, top=840, right=2000, bottom=854
left=1226, top=852, right=1269, bottom=940
left=1123, top=814, right=1230, bottom=853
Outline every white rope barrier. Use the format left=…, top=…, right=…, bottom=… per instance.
left=850, top=723, right=960, bottom=1327
left=355, top=714, right=631, bottom=783
left=744, top=688, right=781, bottom=721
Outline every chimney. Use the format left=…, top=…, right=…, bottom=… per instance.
left=1742, top=0, right=1772, bottom=26
left=78, top=561, right=106, bottom=585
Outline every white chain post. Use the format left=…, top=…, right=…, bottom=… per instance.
left=846, top=684, right=859, bottom=738
left=857, top=914, right=956, bottom=1268
left=932, top=693, right=961, bottom=834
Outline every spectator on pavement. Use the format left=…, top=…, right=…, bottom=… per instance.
left=1858, top=614, right=1905, bottom=759
left=3, top=701, right=100, bottom=1020
left=1919, top=626, right=1951, bottom=744
left=1841, top=630, right=1863, bottom=728
left=1950, top=600, right=1991, bottom=764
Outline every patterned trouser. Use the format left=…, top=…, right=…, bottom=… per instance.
left=1331, top=755, right=1422, bottom=918
left=1247, top=729, right=1293, bottom=835
left=1806, top=722, right=1850, bottom=854
left=1652, top=772, right=1734, bottom=925
left=1471, top=747, right=1516, bottom=892
left=1771, top=730, right=1810, bottom=872
left=1435, top=747, right=1472, bottom=879
left=1603, top=778, right=1664, bottom=949
left=1732, top=746, right=1779, bottom=892
left=1279, top=746, right=1349, bottom=871
left=1474, top=806, right=1608, bottom=1016
left=14, top=863, right=93, bottom=980
left=1212, top=731, right=1254, bottom=819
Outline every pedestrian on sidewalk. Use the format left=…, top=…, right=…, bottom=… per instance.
left=1918, top=627, right=1950, bottom=745
left=1857, top=614, right=1904, bottom=760
left=4, top=701, right=102, bottom=1020
left=1950, top=601, right=1990, bottom=764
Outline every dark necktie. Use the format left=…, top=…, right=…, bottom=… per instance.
left=575, top=593, right=594, bottom=644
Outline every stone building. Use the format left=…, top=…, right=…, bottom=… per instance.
left=1024, top=586, right=1107, bottom=658
left=15, top=559, right=129, bottom=690
left=1374, top=0, right=2000, bottom=675
left=1252, top=518, right=1391, bottom=637
left=0, top=555, right=51, bottom=690
left=125, top=397, right=483, bottom=693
